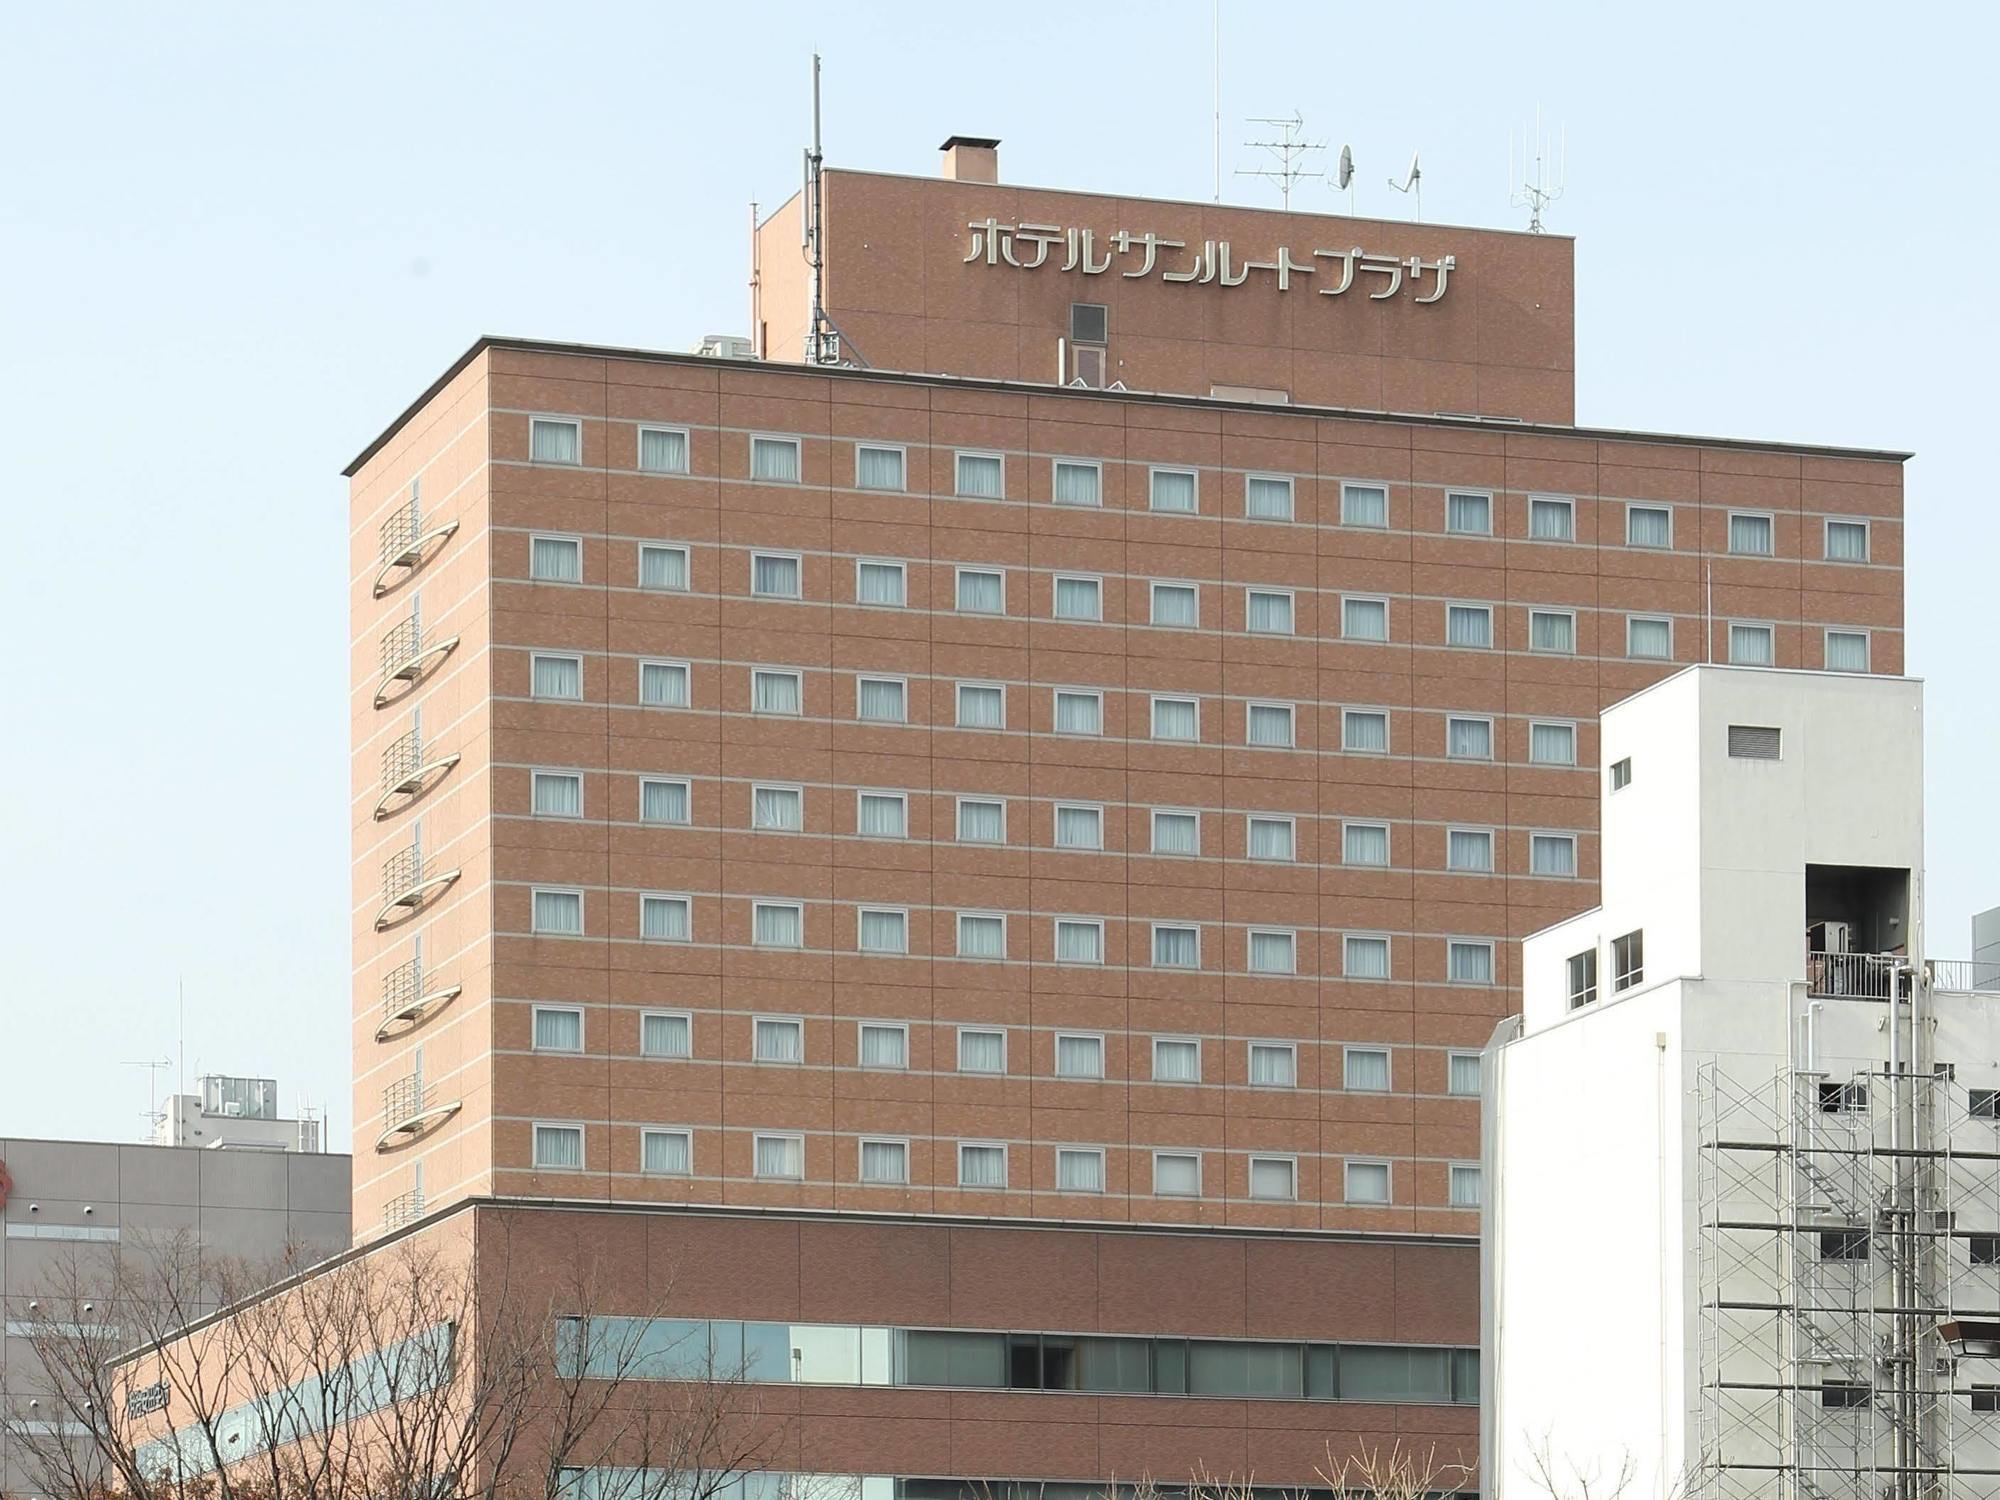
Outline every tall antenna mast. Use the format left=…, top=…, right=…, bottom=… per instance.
left=802, top=53, right=836, bottom=364
left=1211, top=0, right=1221, bottom=201
left=1508, top=106, right=1567, bottom=233
left=1235, top=112, right=1325, bottom=211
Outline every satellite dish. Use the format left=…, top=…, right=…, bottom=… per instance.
left=1336, top=145, right=1354, bottom=191
left=1390, top=151, right=1421, bottom=192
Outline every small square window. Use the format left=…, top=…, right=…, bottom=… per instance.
left=531, top=653, right=584, bottom=701
left=1610, top=757, right=1633, bottom=791
left=641, top=1128, right=692, bottom=1176
left=1448, top=940, right=1496, bottom=984
left=956, top=451, right=1004, bottom=498
left=1612, top=930, right=1644, bottom=992
left=1341, top=482, right=1388, bottom=528
left=1342, top=709, right=1389, bottom=753
left=1249, top=1156, right=1297, bottom=1202
left=1530, top=721, right=1577, bottom=766
left=1151, top=696, right=1199, bottom=742
left=637, top=426, right=689, bottom=475
left=1825, top=630, right=1870, bottom=673
left=1343, top=823, right=1390, bottom=867
left=1970, top=1234, right=2000, bottom=1267
left=1054, top=689, right=1104, bottom=735
left=1342, top=596, right=1389, bottom=641
left=1053, top=459, right=1102, bottom=506
left=532, top=1122, right=584, bottom=1169
left=530, top=534, right=582, bottom=582
left=1053, top=574, right=1102, bottom=621
left=1969, top=1089, right=2000, bottom=1122
left=858, top=1023, right=909, bottom=1069
left=1446, top=716, right=1493, bottom=760
left=1247, top=815, right=1296, bottom=862
left=532, top=888, right=583, bottom=936
left=640, top=660, right=691, bottom=708
left=752, top=902, right=803, bottom=949
left=532, top=1006, right=583, bottom=1053
left=1528, top=496, right=1573, bottom=541
left=1151, top=810, right=1200, bottom=855
left=1151, top=923, right=1200, bottom=969
left=753, top=1133, right=804, bottom=1180
left=1567, top=949, right=1599, bottom=1009
left=1153, top=1151, right=1201, bottom=1197
left=1055, top=1033, right=1105, bottom=1078
left=1056, top=1147, right=1106, bottom=1193
left=639, top=544, right=689, bottom=592
left=856, top=676, right=907, bottom=724
left=639, top=778, right=689, bottom=825
left=1449, top=1164, right=1482, bottom=1208
left=957, top=912, right=1006, bottom=959
left=1054, top=803, right=1103, bottom=850
left=529, top=417, right=581, bottom=465
left=1529, top=610, right=1576, bottom=654
left=1245, top=474, right=1294, bottom=520
left=753, top=1017, right=804, bottom=1063
left=639, top=894, right=690, bottom=942
left=1448, top=1052, right=1483, bottom=1096
left=1628, top=616, right=1673, bottom=660
left=532, top=770, right=583, bottom=818
left=1530, top=833, right=1578, bottom=877
left=1729, top=623, right=1776, bottom=666
left=750, top=669, right=802, bottom=715
left=1344, top=1047, right=1391, bottom=1092
left=1446, top=604, right=1492, bottom=649
left=855, top=559, right=907, bottom=607
left=857, top=908, right=909, bottom=954
left=1150, top=467, right=1198, bottom=513
left=1345, top=1160, right=1391, bottom=1205
left=958, top=1142, right=1008, bottom=1187
left=751, top=784, right=803, bottom=831
left=855, top=444, right=906, bottom=491
left=1246, top=589, right=1294, bottom=635
left=956, top=797, right=1006, bottom=843
left=859, top=1138, right=909, bottom=1185
left=957, top=1029, right=1006, bottom=1074
left=955, top=568, right=1006, bottom=614
left=751, top=553, right=801, bottom=599
left=1055, top=919, right=1104, bottom=964
left=1248, top=1043, right=1297, bottom=1087
left=1825, top=520, right=1870, bottom=562
left=1151, top=582, right=1199, bottom=627
left=1728, top=512, right=1774, bottom=556
left=1447, top=828, right=1494, bottom=872
left=750, top=435, right=801, bottom=483
left=1626, top=505, right=1672, bottom=549
left=1445, top=491, right=1491, bottom=535
left=1246, top=702, right=1295, bottom=748
left=956, top=683, right=1005, bottom=729
left=1344, top=935, right=1391, bottom=979
left=640, top=1011, right=692, bottom=1059
left=1248, top=928, right=1296, bottom=974
left=856, top=791, right=907, bottom=838
left=1152, top=1037, right=1201, bottom=1083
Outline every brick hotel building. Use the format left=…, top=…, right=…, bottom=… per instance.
left=326, top=137, right=1903, bottom=1490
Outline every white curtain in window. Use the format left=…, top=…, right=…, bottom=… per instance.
left=1826, top=521, right=1868, bottom=561
left=1249, top=1045, right=1296, bottom=1086
left=858, top=909, right=907, bottom=953
left=1450, top=942, right=1496, bottom=983
left=530, top=420, right=579, bottom=464
left=1055, top=921, right=1102, bottom=963
left=1153, top=1039, right=1199, bottom=1082
left=533, top=655, right=582, bottom=700
left=752, top=555, right=800, bottom=597
left=752, top=671, right=800, bottom=714
left=1627, top=617, right=1671, bottom=660
left=750, top=438, right=799, bottom=482
left=860, top=1140, right=907, bottom=1183
left=534, top=1008, right=582, bottom=1051
left=1343, top=598, right=1387, bottom=640
left=639, top=779, right=688, bottom=824
left=1153, top=698, right=1197, bottom=741
left=1055, top=692, right=1102, bottom=734
left=1152, top=585, right=1197, bottom=626
left=640, top=662, right=688, bottom=707
left=1153, top=926, right=1198, bottom=967
left=1627, top=507, right=1671, bottom=547
left=1446, top=492, right=1489, bottom=533
left=641, top=1013, right=691, bottom=1058
left=1448, top=719, right=1492, bottom=759
left=638, top=545, right=687, bottom=591
left=534, top=1125, right=583, bottom=1168
left=754, top=1135, right=802, bottom=1178
left=956, top=453, right=1003, bottom=497
left=956, top=685, right=1003, bottom=728
left=1729, top=513, right=1773, bottom=555
left=859, top=1025, right=907, bottom=1067
left=1056, top=1150, right=1105, bottom=1191
left=1246, top=475, right=1293, bottom=519
left=958, top=1031, right=1005, bottom=1073
left=1531, top=835, right=1577, bottom=876
left=640, top=896, right=689, bottom=941
left=533, top=890, right=582, bottom=935
left=1055, top=806, right=1101, bottom=848
left=1248, top=818, right=1295, bottom=860
left=1345, top=937, right=1390, bottom=978
left=959, top=1144, right=1006, bottom=1185
left=1449, top=830, right=1494, bottom=871
left=1345, top=1049, right=1390, bottom=1091
left=534, top=773, right=582, bottom=816
left=857, top=678, right=905, bottom=722
left=1529, top=723, right=1575, bottom=765
left=1250, top=1158, right=1296, bottom=1201
left=1450, top=1166, right=1482, bottom=1208
left=1343, top=824, right=1389, bottom=865
left=1342, top=484, right=1387, bottom=526
left=857, top=794, right=905, bottom=837
left=1730, top=625, right=1775, bottom=666
left=1053, top=577, right=1100, bottom=620
left=531, top=537, right=580, bottom=581
left=856, top=446, right=905, bottom=490
left=957, top=571, right=1004, bottom=613
left=1449, top=1053, right=1483, bottom=1095
left=1343, top=712, right=1388, bottom=752
left=1246, top=591, right=1293, bottom=634
left=1249, top=930, right=1296, bottom=973
left=754, top=1019, right=803, bottom=1062
left=1150, top=469, right=1196, bottom=512
left=957, top=915, right=1004, bottom=958
left=642, top=1131, right=691, bottom=1175
left=1446, top=605, right=1491, bottom=648
left=1530, top=612, right=1575, bottom=653
left=1057, top=1034, right=1104, bottom=1077
left=753, top=905, right=801, bottom=947
left=1154, top=1154, right=1200, bottom=1195
left=957, top=799, right=1004, bottom=842
left=753, top=787, right=801, bottom=829
left=1152, top=812, right=1198, bottom=855
left=1053, top=461, right=1101, bottom=505
left=639, top=428, right=687, bottom=474
left=1247, top=704, right=1293, bottom=747
left=1346, top=1161, right=1390, bottom=1203
left=1825, top=631, right=1869, bottom=672
left=1529, top=499, right=1572, bottom=540
left=855, top=562, right=904, bottom=605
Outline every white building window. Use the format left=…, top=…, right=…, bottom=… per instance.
left=1151, top=582, right=1199, bottom=627
left=1054, top=689, right=1103, bottom=735
left=1247, top=815, right=1296, bottom=862
left=640, top=1011, right=692, bottom=1059
left=1342, top=596, right=1389, bottom=641
left=1054, top=803, right=1103, bottom=849
left=1054, top=919, right=1104, bottom=964
left=1344, top=1047, right=1391, bottom=1092
left=1055, top=1032, right=1105, bottom=1078
left=751, top=785, right=803, bottom=831
left=639, top=778, right=689, bottom=825
left=856, top=676, right=907, bottom=723
left=529, top=417, right=581, bottom=465
left=1344, top=934, right=1391, bottom=979
left=956, top=797, right=1006, bottom=843
left=1448, top=828, right=1495, bottom=872
left=1529, top=610, right=1576, bottom=654
left=856, top=791, right=907, bottom=838
left=956, top=682, right=1005, bottom=728
left=641, top=1128, right=692, bottom=1176
left=1612, top=930, right=1644, bottom=992
left=855, top=443, right=906, bottom=491
left=1343, top=822, right=1389, bottom=867
left=1249, top=1156, right=1298, bottom=1201
left=753, top=1017, right=804, bottom=1063
left=639, top=894, right=690, bottom=942
left=1053, top=459, right=1102, bottom=506
left=858, top=1023, right=908, bottom=1069
left=1445, top=604, right=1492, bottom=649
left=1445, top=491, right=1491, bottom=535
left=955, top=451, right=1004, bottom=498
left=856, top=908, right=909, bottom=954
left=1567, top=949, right=1599, bottom=1009
left=1345, top=1160, right=1391, bottom=1205
left=1626, top=505, right=1671, bottom=548
left=958, top=1143, right=1007, bottom=1187
left=1448, top=1052, right=1483, bottom=1096
left=1528, top=495, right=1573, bottom=541
left=1448, top=940, right=1496, bottom=984
left=531, top=652, right=583, bottom=701
left=1610, top=757, right=1632, bottom=791
left=1728, top=511, right=1774, bottom=556
left=1246, top=589, right=1294, bottom=635
left=957, top=912, right=1006, bottom=959
left=859, top=1138, right=909, bottom=1184
left=1529, top=721, right=1577, bottom=766
left=1053, top=574, right=1102, bottom=621
left=637, top=426, right=689, bottom=475
left=1825, top=630, right=1870, bottom=672
left=532, top=1005, right=583, bottom=1053
left=1825, top=519, right=1869, bottom=562
left=1056, top=1147, right=1106, bottom=1192
left=1152, top=1037, right=1200, bottom=1083
left=1342, top=709, right=1389, bottom=753
left=752, top=902, right=803, bottom=948
left=955, top=567, right=1005, bottom=614
left=1449, top=1164, right=1483, bottom=1208
left=749, top=435, right=801, bottom=483
left=532, top=1122, right=583, bottom=1169
left=1530, top=833, right=1578, bottom=876
left=957, top=1029, right=1006, bottom=1074
left=1248, top=928, right=1296, bottom=974
left=532, top=888, right=583, bottom=936
left=751, top=552, right=801, bottom=599
left=1245, top=474, right=1293, bottom=520
left=1153, top=1152, right=1201, bottom=1196
left=639, top=660, right=691, bottom=708
left=532, top=770, right=582, bottom=818
left=1151, top=923, right=1200, bottom=969
left=855, top=559, right=907, bottom=606
left=1151, top=809, right=1199, bottom=855
left=1627, top=615, right=1673, bottom=660
left=1341, top=482, right=1388, bottom=528
left=753, top=1133, right=804, bottom=1180
left=1248, top=1042, right=1297, bottom=1087
left=1729, top=623, right=1776, bottom=666
left=530, top=534, right=582, bottom=582
left=1447, top=716, right=1493, bottom=760
left=1149, top=467, right=1197, bottom=513
left=638, top=544, right=689, bottom=592
left=1246, top=702, right=1295, bottom=748
left=751, top=668, right=802, bottom=714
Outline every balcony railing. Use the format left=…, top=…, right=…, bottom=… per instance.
left=382, top=1073, right=434, bottom=1131
left=382, top=1187, right=426, bottom=1231
left=374, top=497, right=458, bottom=597
left=376, top=955, right=462, bottom=1041
left=374, top=727, right=459, bottom=820
left=1927, top=958, right=2000, bottom=995
left=1808, top=951, right=1902, bottom=1000
left=375, top=844, right=460, bottom=930
left=373, top=614, right=459, bottom=708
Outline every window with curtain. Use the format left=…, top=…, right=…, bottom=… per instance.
left=1341, top=483, right=1388, bottom=527
left=1627, top=616, right=1672, bottom=660
left=638, top=544, right=689, bottom=591
left=1249, top=929, right=1296, bottom=974
left=638, top=427, right=688, bottom=475
left=530, top=418, right=580, bottom=465
left=1152, top=697, right=1198, bottom=741
left=859, top=1024, right=907, bottom=1069
left=640, top=895, right=690, bottom=942
left=1154, top=1153, right=1201, bottom=1196
left=1449, top=941, right=1495, bottom=984
left=753, top=1018, right=804, bottom=1063
left=1152, top=811, right=1199, bottom=855
left=857, top=793, right=906, bottom=837
left=1825, top=520, right=1869, bottom=561
left=532, top=1123, right=584, bottom=1168
left=1153, top=1038, right=1200, bottom=1082
left=642, top=1130, right=692, bottom=1176
left=1053, top=460, right=1101, bottom=505
left=1055, top=920, right=1103, bottom=964
left=1448, top=1053, right=1483, bottom=1096
left=1345, top=1160, right=1390, bottom=1204
left=1529, top=611, right=1575, bottom=654
left=641, top=1012, right=692, bottom=1059
left=1531, top=834, right=1577, bottom=876
left=855, top=560, right=906, bottom=606
left=956, top=798, right=1005, bottom=842
left=1344, top=1048, right=1390, bottom=1092
left=640, top=661, right=690, bottom=707
left=1450, top=1164, right=1483, bottom=1208
left=1448, top=828, right=1494, bottom=871
left=1055, top=804, right=1102, bottom=849
left=531, top=535, right=582, bottom=582
left=1245, top=474, right=1293, bottom=519
left=1056, top=1149, right=1105, bottom=1192
left=1529, top=722, right=1576, bottom=765
left=956, top=684, right=1004, bottom=728
left=1056, top=1033, right=1105, bottom=1077
left=1150, top=468, right=1197, bottom=512
left=750, top=436, right=800, bottom=482
left=752, top=669, right=801, bottom=714
left=1343, top=823, right=1390, bottom=866
left=1246, top=590, right=1294, bottom=634
left=532, top=653, right=583, bottom=700
left=1343, top=596, right=1388, bottom=641
left=1152, top=925, right=1199, bottom=968
left=1728, top=512, right=1774, bottom=555
left=958, top=1144, right=1007, bottom=1186
left=1445, top=491, right=1491, bottom=534
left=859, top=1139, right=908, bottom=1184
left=533, top=1007, right=583, bottom=1052
left=1248, top=817, right=1295, bottom=861
left=857, top=909, right=908, bottom=954
left=957, top=913, right=1005, bottom=958
left=532, top=772, right=583, bottom=817
left=754, top=1134, right=803, bottom=1179
left=1447, top=717, right=1492, bottom=760
left=639, top=778, right=689, bottom=824
left=1249, top=1044, right=1296, bottom=1087
left=955, top=452, right=1004, bottom=497
left=1343, top=710, right=1388, bottom=752
left=1054, top=691, right=1103, bottom=735
left=751, top=553, right=800, bottom=598
left=1528, top=497, right=1573, bottom=540
left=958, top=1030, right=1005, bottom=1074
left=1344, top=935, right=1390, bottom=979
left=1246, top=703, right=1294, bottom=747
left=532, top=889, right=582, bottom=935
left=1826, top=631, right=1869, bottom=672
left=1053, top=575, right=1101, bottom=620
left=1626, top=505, right=1671, bottom=548
left=856, top=444, right=906, bottom=491
left=856, top=677, right=906, bottom=723
left=1151, top=583, right=1198, bottom=627
left=956, top=569, right=1005, bottom=613
left=1445, top=604, right=1492, bottom=649
left=751, top=786, right=802, bottom=830
left=752, top=904, right=802, bottom=948
left=1729, top=624, right=1775, bottom=666
left=1249, top=1157, right=1297, bottom=1201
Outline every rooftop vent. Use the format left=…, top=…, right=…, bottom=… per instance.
left=940, top=135, right=1000, bottom=184
left=1727, top=724, right=1782, bottom=760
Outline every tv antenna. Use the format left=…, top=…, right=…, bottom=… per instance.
left=1387, top=150, right=1423, bottom=222
left=1236, top=112, right=1325, bottom=210
left=125, top=1056, right=174, bottom=1140
left=798, top=54, right=867, bottom=367
left=1333, top=144, right=1356, bottom=215
left=1509, top=107, right=1567, bottom=233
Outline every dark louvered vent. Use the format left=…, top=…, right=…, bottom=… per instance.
left=1728, top=724, right=1782, bottom=760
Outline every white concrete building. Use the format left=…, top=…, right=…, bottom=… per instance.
left=151, top=1074, right=324, bottom=1153
left=1484, top=667, right=2000, bottom=1500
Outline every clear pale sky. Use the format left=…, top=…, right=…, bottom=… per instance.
left=3, top=3, right=1993, bottom=1152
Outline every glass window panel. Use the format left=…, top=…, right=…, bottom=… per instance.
left=1053, top=460, right=1101, bottom=505
left=752, top=904, right=802, bottom=947
left=1729, top=512, right=1774, bottom=555
left=1529, top=611, right=1575, bottom=653
left=1343, top=823, right=1389, bottom=866
left=1245, top=475, right=1293, bottom=519
left=1152, top=811, right=1199, bottom=854
left=856, top=445, right=905, bottom=490
left=957, top=1143, right=1008, bottom=1185
left=1150, top=468, right=1197, bottom=512
left=1450, top=1164, right=1483, bottom=1207
left=1343, top=597, right=1388, bottom=641
left=1053, top=575, right=1101, bottom=620
left=752, top=670, right=801, bottom=713
left=1055, top=920, right=1102, bottom=963
left=530, top=419, right=580, bottom=464
left=1154, top=1153, right=1200, bottom=1196
left=533, top=890, right=582, bottom=935
left=533, top=772, right=582, bottom=817
left=957, top=914, right=1005, bottom=958
left=900, top=1330, right=1006, bottom=1387
left=1341, top=483, right=1388, bottom=527
left=751, top=554, right=800, bottom=598
left=1151, top=583, right=1198, bottom=627
left=753, top=1134, right=803, bottom=1178
left=1340, top=1345, right=1451, bottom=1403
left=640, top=778, right=688, bottom=823
left=640, top=895, right=689, bottom=941
left=641, top=1130, right=691, bottom=1175
left=1346, top=1160, right=1392, bottom=1204
left=1343, top=711, right=1388, bottom=752
left=1446, top=604, right=1492, bottom=648
left=753, top=1019, right=803, bottom=1062
left=532, top=654, right=582, bottom=700
left=859, top=1025, right=907, bottom=1067
left=1249, top=1043, right=1297, bottom=1087
left=1826, top=520, right=1869, bottom=561
left=1447, top=717, right=1492, bottom=759
left=1056, top=1034, right=1104, bottom=1077
left=1153, top=1038, right=1200, bottom=1082
left=1345, top=935, right=1390, bottom=978
left=1345, top=1048, right=1390, bottom=1091
left=1826, top=630, right=1869, bottom=672
left=1628, top=615, right=1672, bottom=660
left=956, top=798, right=1004, bottom=842
left=857, top=677, right=906, bottom=722
left=1529, top=497, right=1573, bottom=540
left=857, top=793, right=906, bottom=837
left=534, top=1008, right=583, bottom=1051
left=1626, top=506, right=1671, bottom=547
left=1448, top=829, right=1494, bottom=871
left=1246, top=704, right=1294, bottom=747
left=957, top=1030, right=1005, bottom=1074
left=855, top=561, right=905, bottom=605
left=1152, top=697, right=1198, bottom=740
left=956, top=684, right=1004, bottom=728
left=859, top=1139, right=908, bottom=1183
left=1248, top=929, right=1296, bottom=973
left=1449, top=1053, right=1483, bottom=1096
left=1449, top=941, right=1495, bottom=983
left=1530, top=722, right=1576, bottom=765
left=1248, top=817, right=1295, bottom=861
left=638, top=428, right=688, bottom=474
left=752, top=786, right=802, bottom=830
left=955, top=452, right=1003, bottom=498
left=750, top=436, right=800, bottom=482
left=956, top=569, right=1005, bottom=613
left=1246, top=590, right=1294, bottom=634
left=533, top=1124, right=583, bottom=1167
left=1055, top=805, right=1102, bottom=848
left=1531, top=834, right=1577, bottom=876
left=1249, top=1157, right=1296, bottom=1200
left=531, top=536, right=582, bottom=582
left=1730, top=624, right=1775, bottom=666
left=857, top=909, right=908, bottom=954
left=640, top=661, right=689, bottom=707
left=1152, top=925, right=1199, bottom=968
left=1188, top=1340, right=1302, bottom=1398
left=641, top=1013, right=691, bottom=1059
left=1056, top=1148, right=1105, bottom=1191
left=638, top=544, right=688, bottom=591
left=1054, top=691, right=1103, bottom=734
left=1445, top=491, right=1490, bottom=534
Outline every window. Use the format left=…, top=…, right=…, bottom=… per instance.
left=1728, top=724, right=1782, bottom=760
left=1056, top=1033, right=1105, bottom=1078
left=1345, top=1160, right=1391, bottom=1205
left=750, top=435, right=801, bottom=482
left=530, top=534, right=582, bottom=582
left=1152, top=924, right=1200, bottom=969
left=641, top=1129, right=692, bottom=1176
left=1246, top=702, right=1295, bottom=748
left=1053, top=574, right=1102, bottom=621
left=750, top=669, right=801, bottom=715
left=1728, top=511, right=1774, bottom=556
left=639, top=543, right=689, bottom=592
left=1344, top=935, right=1391, bottom=979
left=751, top=785, right=802, bottom=831
left=1345, top=1048, right=1390, bottom=1092
left=1528, top=496, right=1573, bottom=540
left=855, top=444, right=906, bottom=491
left=1341, top=482, right=1388, bottom=528
left=1247, top=816, right=1296, bottom=862
left=1825, top=630, right=1870, bottom=672
left=1531, top=833, right=1578, bottom=877
left=955, top=568, right=1005, bottom=614
left=958, top=1142, right=1008, bottom=1187
left=956, top=451, right=1004, bottom=498
left=1567, top=949, right=1598, bottom=1009
left=855, top=559, right=906, bottom=606
left=1529, top=609, right=1576, bottom=654
left=1154, top=1152, right=1201, bottom=1196
left=1342, top=595, right=1389, bottom=641
left=956, top=683, right=1005, bottom=728
left=1445, top=490, right=1491, bottom=535
left=1970, top=1089, right=2000, bottom=1122
left=1249, top=1156, right=1297, bottom=1201
left=1445, top=604, right=1492, bottom=649
left=1151, top=810, right=1199, bottom=855
left=532, top=770, right=583, bottom=818
left=856, top=676, right=906, bottom=724
left=1246, top=474, right=1293, bottom=520
left=1820, top=1382, right=1870, bottom=1410
left=1610, top=757, right=1633, bottom=791
left=958, top=1029, right=1006, bottom=1074
left=1248, top=928, right=1296, bottom=974
left=1627, top=615, right=1673, bottom=660
left=1343, top=709, right=1389, bottom=753
left=1446, top=716, right=1493, bottom=760
left=1448, top=941, right=1496, bottom=984
left=956, top=797, right=1005, bottom=843
left=639, top=894, right=690, bottom=942
left=857, top=908, right=908, bottom=954
left=1056, top=1148, right=1106, bottom=1192
left=856, top=791, right=907, bottom=838
left=1248, top=1043, right=1297, bottom=1087
left=1825, top=519, right=1870, bottom=562
left=1150, top=467, right=1197, bottom=513
left=638, top=426, right=689, bottom=475
left=638, top=660, right=690, bottom=708
left=1820, top=1080, right=1868, bottom=1114
left=531, top=652, right=583, bottom=701
left=1246, top=589, right=1294, bottom=634
left=859, top=1023, right=908, bottom=1069
left=533, top=1005, right=583, bottom=1053
left=1153, top=1037, right=1200, bottom=1083
left=1054, top=689, right=1103, bottom=735
left=529, top=417, right=581, bottom=465
left=640, top=778, right=690, bottom=825
left=1151, top=582, right=1198, bottom=627
left=1054, top=919, right=1104, bottom=964
left=1447, top=828, right=1494, bottom=872
left=1343, top=822, right=1390, bottom=867
left=640, top=1012, right=692, bottom=1059
left=532, top=1123, right=584, bottom=1169
left=1448, top=1053, right=1483, bottom=1096
left=957, top=912, right=1006, bottom=959
left=753, top=1133, right=804, bottom=1179
left=1054, top=803, right=1103, bottom=850
left=1530, top=721, right=1577, bottom=766
left=1820, top=1229, right=1870, bottom=1261
left=859, top=1139, right=909, bottom=1185
left=752, top=902, right=803, bottom=948
left=1626, top=505, right=1671, bottom=548
left=1611, top=931, right=1644, bottom=992
left=1974, top=1386, right=2000, bottom=1416
left=1729, top=623, right=1775, bottom=666
left=1449, top=1164, right=1482, bottom=1208
left=1151, top=696, right=1199, bottom=741
left=532, top=888, right=583, bottom=935
left=753, top=1017, right=804, bottom=1063
left=751, top=552, right=801, bottom=599
left=1053, top=459, right=1102, bottom=506
left=1971, top=1235, right=2000, bottom=1266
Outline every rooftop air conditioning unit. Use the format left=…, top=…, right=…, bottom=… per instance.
left=694, top=334, right=757, bottom=360
left=1810, top=920, right=1853, bottom=955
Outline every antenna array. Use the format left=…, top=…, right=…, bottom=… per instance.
left=1509, top=108, right=1567, bottom=233
left=1235, top=112, right=1325, bottom=211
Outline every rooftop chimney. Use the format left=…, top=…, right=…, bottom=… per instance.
left=940, top=135, right=1000, bottom=184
